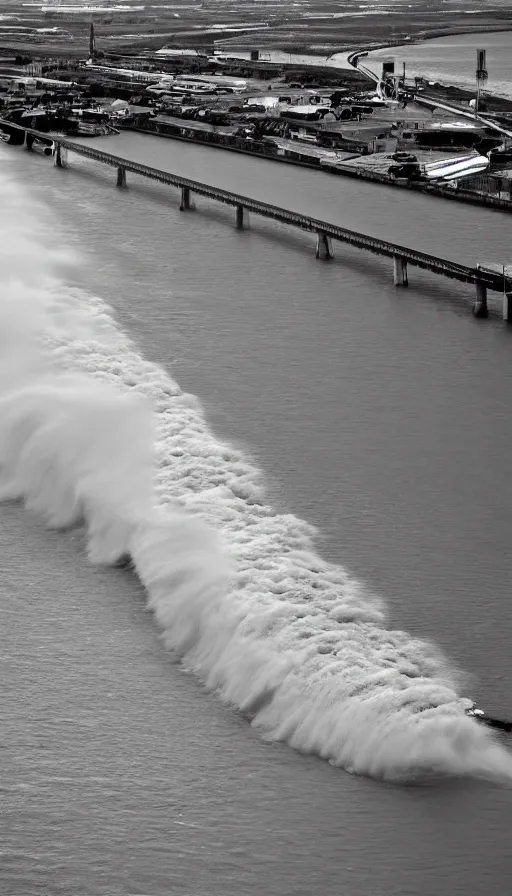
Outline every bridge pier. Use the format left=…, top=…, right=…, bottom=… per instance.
left=502, top=291, right=512, bottom=322
left=473, top=281, right=488, bottom=318
left=8, top=126, right=511, bottom=320
left=315, top=231, right=334, bottom=259
left=53, top=143, right=68, bottom=168
left=393, top=256, right=408, bottom=287
left=116, top=166, right=127, bottom=188
left=236, top=204, right=248, bottom=229
left=180, top=186, right=191, bottom=211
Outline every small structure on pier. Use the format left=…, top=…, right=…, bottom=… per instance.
left=474, top=263, right=512, bottom=320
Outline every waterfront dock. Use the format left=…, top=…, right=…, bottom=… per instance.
left=3, top=118, right=511, bottom=321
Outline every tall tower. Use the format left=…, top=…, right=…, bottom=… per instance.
left=89, top=21, right=97, bottom=61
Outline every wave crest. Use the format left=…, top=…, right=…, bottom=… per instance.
left=2, top=152, right=512, bottom=783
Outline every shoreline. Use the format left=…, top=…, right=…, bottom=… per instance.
left=291, top=25, right=512, bottom=63
left=353, top=28, right=512, bottom=103
left=342, top=31, right=512, bottom=105
left=330, top=24, right=512, bottom=58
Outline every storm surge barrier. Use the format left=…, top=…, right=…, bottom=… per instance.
left=2, top=118, right=511, bottom=321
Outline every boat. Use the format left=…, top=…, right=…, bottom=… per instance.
left=421, top=152, right=490, bottom=183
left=466, top=703, right=512, bottom=732
left=61, top=106, right=118, bottom=137
left=0, top=107, right=31, bottom=144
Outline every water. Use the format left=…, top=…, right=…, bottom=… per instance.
left=3, top=136, right=512, bottom=895
left=72, top=129, right=512, bottom=267
left=369, top=30, right=512, bottom=99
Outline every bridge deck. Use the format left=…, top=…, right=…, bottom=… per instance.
left=1, top=119, right=509, bottom=294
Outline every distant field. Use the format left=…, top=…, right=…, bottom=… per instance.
left=0, top=0, right=511, bottom=58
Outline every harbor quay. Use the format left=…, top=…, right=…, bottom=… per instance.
left=2, top=39, right=512, bottom=210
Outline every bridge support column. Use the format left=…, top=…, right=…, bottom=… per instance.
left=116, top=165, right=126, bottom=188
left=236, top=204, right=248, bottom=229
left=393, top=256, right=408, bottom=287
left=315, top=231, right=334, bottom=259
left=503, top=291, right=512, bottom=322
left=473, top=281, right=488, bottom=318
left=53, top=144, right=67, bottom=168
left=24, top=131, right=34, bottom=151
left=180, top=186, right=191, bottom=211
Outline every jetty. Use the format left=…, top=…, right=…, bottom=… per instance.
left=2, top=118, right=511, bottom=321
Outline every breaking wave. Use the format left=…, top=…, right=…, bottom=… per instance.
left=1, top=150, right=512, bottom=784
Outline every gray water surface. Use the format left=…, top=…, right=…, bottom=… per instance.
left=2, top=141, right=512, bottom=896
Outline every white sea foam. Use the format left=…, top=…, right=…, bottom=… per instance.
left=1, top=151, right=512, bottom=783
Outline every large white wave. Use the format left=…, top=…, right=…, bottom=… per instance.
left=1, top=150, right=511, bottom=783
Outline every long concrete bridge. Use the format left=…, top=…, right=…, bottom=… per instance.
left=2, top=118, right=511, bottom=320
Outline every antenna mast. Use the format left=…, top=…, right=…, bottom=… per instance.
left=89, top=20, right=97, bottom=61
left=475, top=48, right=488, bottom=117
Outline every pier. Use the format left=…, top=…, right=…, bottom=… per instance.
left=2, top=119, right=512, bottom=320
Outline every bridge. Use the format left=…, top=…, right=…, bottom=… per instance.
left=1, top=118, right=511, bottom=321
